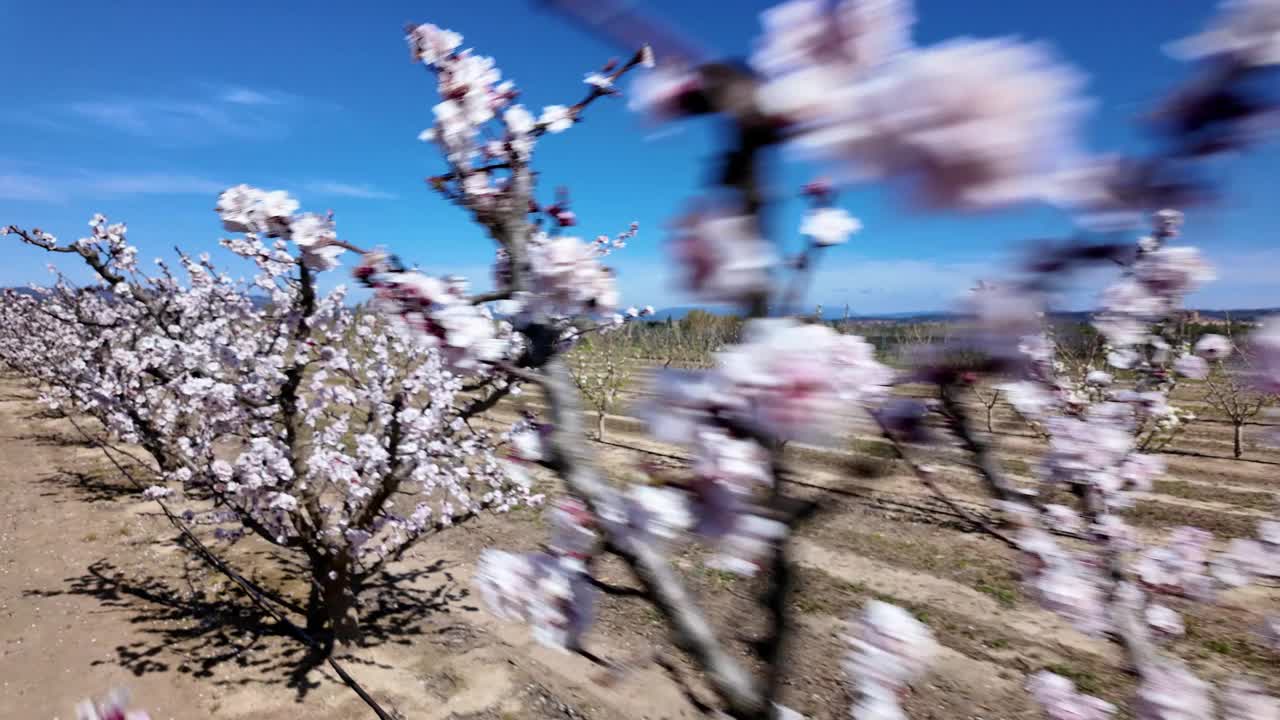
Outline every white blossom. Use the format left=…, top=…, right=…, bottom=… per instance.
left=1193, top=333, right=1232, bottom=360
left=844, top=600, right=937, bottom=720
left=672, top=210, right=776, bottom=303
left=800, top=207, right=862, bottom=246
left=539, top=105, right=573, bottom=133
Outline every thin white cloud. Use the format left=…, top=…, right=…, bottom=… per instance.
left=0, top=174, right=66, bottom=203
left=220, top=87, right=285, bottom=106
left=68, top=102, right=150, bottom=134
left=86, top=173, right=226, bottom=196
left=304, top=181, right=397, bottom=200
left=0, top=169, right=225, bottom=202
left=65, top=90, right=296, bottom=143
left=642, top=126, right=686, bottom=143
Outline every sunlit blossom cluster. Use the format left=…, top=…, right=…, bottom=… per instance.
left=216, top=184, right=347, bottom=271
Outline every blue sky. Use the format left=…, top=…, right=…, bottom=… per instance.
left=1, top=0, right=1276, bottom=313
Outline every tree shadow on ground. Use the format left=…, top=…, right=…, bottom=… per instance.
left=25, top=429, right=97, bottom=449
left=1161, top=447, right=1280, bottom=466
left=23, top=550, right=473, bottom=700
left=38, top=467, right=139, bottom=504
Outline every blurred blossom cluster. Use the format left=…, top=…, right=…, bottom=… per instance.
left=1029, top=671, right=1116, bottom=720
left=352, top=251, right=512, bottom=372
left=75, top=689, right=150, bottom=720
left=475, top=498, right=598, bottom=651
left=843, top=600, right=938, bottom=720
left=672, top=209, right=777, bottom=303
left=1169, top=0, right=1280, bottom=67
left=524, top=230, right=621, bottom=317
left=750, top=0, right=1089, bottom=209
left=1134, top=660, right=1215, bottom=720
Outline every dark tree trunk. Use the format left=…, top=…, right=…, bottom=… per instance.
left=596, top=412, right=607, bottom=441
left=304, top=558, right=361, bottom=648
left=1233, top=423, right=1244, bottom=459
left=306, top=581, right=324, bottom=634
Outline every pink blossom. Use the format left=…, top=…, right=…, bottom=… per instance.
left=782, top=37, right=1087, bottom=208
left=1086, top=370, right=1114, bottom=386
left=716, top=319, right=890, bottom=438
left=753, top=0, right=914, bottom=118
left=1248, top=316, right=1280, bottom=393
left=671, top=209, right=776, bottom=303
left=844, top=600, right=937, bottom=720
left=1173, top=353, right=1209, bottom=379
left=1145, top=604, right=1185, bottom=637
left=692, top=428, right=773, bottom=494
left=287, top=213, right=346, bottom=271
left=1135, top=246, right=1215, bottom=297
left=526, top=233, right=620, bottom=316
left=584, top=72, right=613, bottom=89
left=623, top=485, right=694, bottom=546
left=1134, top=661, right=1213, bottom=720
left=1018, top=528, right=1110, bottom=635
left=549, top=497, right=599, bottom=567
left=1044, top=504, right=1083, bottom=533
left=1222, top=680, right=1279, bottom=720
left=141, top=485, right=172, bottom=501
left=474, top=549, right=596, bottom=651
left=706, top=513, right=788, bottom=577
left=1029, top=671, right=1116, bottom=720
left=637, top=370, right=724, bottom=444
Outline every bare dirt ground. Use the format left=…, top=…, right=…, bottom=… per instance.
left=2, top=373, right=1278, bottom=720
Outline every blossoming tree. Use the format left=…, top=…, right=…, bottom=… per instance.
left=1, top=205, right=533, bottom=646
